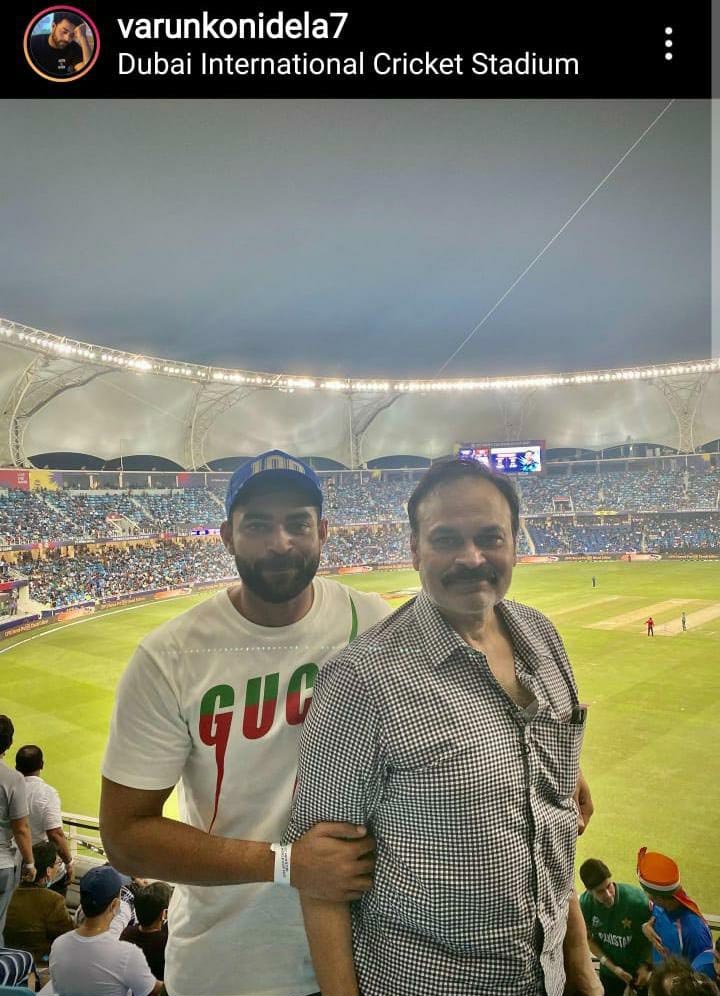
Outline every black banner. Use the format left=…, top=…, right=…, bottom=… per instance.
left=5, top=1, right=712, bottom=99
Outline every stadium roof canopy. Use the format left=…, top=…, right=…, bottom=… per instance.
left=1, top=99, right=715, bottom=468
left=0, top=319, right=717, bottom=469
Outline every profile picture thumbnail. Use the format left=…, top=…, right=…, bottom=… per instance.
left=24, top=6, right=99, bottom=82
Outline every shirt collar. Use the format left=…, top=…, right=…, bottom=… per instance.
left=413, top=590, right=551, bottom=672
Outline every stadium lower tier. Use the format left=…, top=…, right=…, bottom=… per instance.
left=0, top=513, right=718, bottom=610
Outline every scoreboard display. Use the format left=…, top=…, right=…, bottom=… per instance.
left=455, top=441, right=545, bottom=475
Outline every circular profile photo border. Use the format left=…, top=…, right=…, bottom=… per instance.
left=23, top=5, right=100, bottom=83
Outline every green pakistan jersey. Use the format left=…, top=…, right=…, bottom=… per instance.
left=580, top=883, right=652, bottom=973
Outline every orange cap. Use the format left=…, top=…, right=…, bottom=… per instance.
left=636, top=847, right=704, bottom=919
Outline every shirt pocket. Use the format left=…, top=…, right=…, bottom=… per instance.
left=530, top=712, right=584, bottom=803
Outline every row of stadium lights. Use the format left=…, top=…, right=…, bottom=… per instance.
left=1, top=320, right=718, bottom=393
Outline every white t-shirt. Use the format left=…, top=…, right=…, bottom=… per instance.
left=102, top=578, right=390, bottom=996
left=49, top=930, right=156, bottom=996
left=25, top=776, right=63, bottom=844
left=0, top=761, right=27, bottom=870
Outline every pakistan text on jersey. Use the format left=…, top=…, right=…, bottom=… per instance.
left=596, top=932, right=632, bottom=949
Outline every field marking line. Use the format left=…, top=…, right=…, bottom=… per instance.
left=654, top=603, right=720, bottom=637
left=0, top=593, right=200, bottom=657
left=548, top=595, right=622, bottom=617
left=587, top=599, right=690, bottom=630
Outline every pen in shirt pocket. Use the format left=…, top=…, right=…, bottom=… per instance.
left=569, top=704, right=589, bottom=726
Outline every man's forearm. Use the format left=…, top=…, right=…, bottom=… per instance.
left=76, top=34, right=91, bottom=69
left=565, top=892, right=590, bottom=951
left=300, top=894, right=358, bottom=996
left=563, top=892, right=602, bottom=995
left=586, top=935, right=603, bottom=961
left=47, top=828, right=73, bottom=866
left=102, top=815, right=274, bottom=885
left=12, top=822, right=33, bottom=865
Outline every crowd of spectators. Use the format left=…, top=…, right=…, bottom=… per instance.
left=0, top=467, right=718, bottom=548
left=323, top=477, right=411, bottom=523
left=0, top=469, right=718, bottom=609
left=529, top=521, right=646, bottom=555
left=0, top=722, right=173, bottom=992
left=321, top=523, right=410, bottom=566
left=19, top=542, right=234, bottom=608
left=2, top=720, right=718, bottom=994
left=641, top=514, right=720, bottom=553
left=528, top=514, right=720, bottom=555
left=518, top=468, right=719, bottom=515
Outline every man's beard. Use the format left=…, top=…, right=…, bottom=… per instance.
left=234, top=551, right=320, bottom=604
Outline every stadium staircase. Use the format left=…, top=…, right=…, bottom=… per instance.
left=520, top=521, right=536, bottom=554
left=7, top=568, right=48, bottom=614
left=208, top=491, right=225, bottom=514
left=37, top=492, right=76, bottom=535
left=106, top=509, right=140, bottom=536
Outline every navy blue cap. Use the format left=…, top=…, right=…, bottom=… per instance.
left=224, top=450, right=323, bottom=520
left=80, top=865, right=122, bottom=913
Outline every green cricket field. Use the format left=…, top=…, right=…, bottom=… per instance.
left=2, top=560, right=718, bottom=908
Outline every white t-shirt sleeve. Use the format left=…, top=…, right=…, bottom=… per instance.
left=108, top=898, right=134, bottom=938
left=102, top=643, right=191, bottom=790
left=43, top=785, right=63, bottom=832
left=353, top=589, right=392, bottom=632
left=122, top=941, right=157, bottom=996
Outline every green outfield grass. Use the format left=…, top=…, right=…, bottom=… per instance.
left=2, top=560, right=718, bottom=908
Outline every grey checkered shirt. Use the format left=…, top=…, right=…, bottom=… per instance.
left=286, top=591, right=585, bottom=996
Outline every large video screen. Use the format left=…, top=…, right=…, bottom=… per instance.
left=456, top=442, right=544, bottom=475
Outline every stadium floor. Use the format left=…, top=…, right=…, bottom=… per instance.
left=2, top=560, right=718, bottom=910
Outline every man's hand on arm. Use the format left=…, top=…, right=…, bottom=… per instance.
left=641, top=915, right=669, bottom=958
left=101, top=777, right=375, bottom=898
left=101, top=778, right=274, bottom=884
left=292, top=822, right=375, bottom=901
left=563, top=893, right=603, bottom=996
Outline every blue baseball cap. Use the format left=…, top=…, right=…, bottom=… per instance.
left=224, top=450, right=323, bottom=520
left=80, top=865, right=122, bottom=915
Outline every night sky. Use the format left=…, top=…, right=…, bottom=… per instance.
left=0, top=99, right=710, bottom=377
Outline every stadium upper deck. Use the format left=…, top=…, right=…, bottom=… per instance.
left=0, top=465, right=718, bottom=549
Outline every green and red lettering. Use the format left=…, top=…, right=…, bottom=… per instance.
left=199, top=684, right=235, bottom=833
left=285, top=663, right=318, bottom=725
left=242, top=673, right=279, bottom=740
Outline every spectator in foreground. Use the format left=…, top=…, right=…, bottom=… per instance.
left=579, top=857, right=652, bottom=994
left=120, top=881, right=171, bottom=980
left=49, top=865, right=162, bottom=996
left=648, top=955, right=720, bottom=995
left=0, top=715, right=35, bottom=945
left=690, top=935, right=720, bottom=983
left=0, top=945, right=34, bottom=988
left=15, top=745, right=74, bottom=893
left=637, top=848, right=712, bottom=966
left=5, top=840, right=73, bottom=964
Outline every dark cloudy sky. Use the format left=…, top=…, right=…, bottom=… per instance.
left=0, top=99, right=710, bottom=377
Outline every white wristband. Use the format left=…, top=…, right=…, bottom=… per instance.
left=270, top=843, right=292, bottom=886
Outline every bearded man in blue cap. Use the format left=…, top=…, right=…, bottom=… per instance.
left=100, top=451, right=390, bottom=996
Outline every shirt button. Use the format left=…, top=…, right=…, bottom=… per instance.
left=524, top=743, right=532, bottom=754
